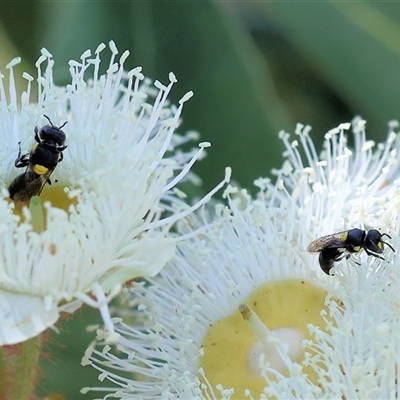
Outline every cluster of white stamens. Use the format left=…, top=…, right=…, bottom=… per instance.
left=82, top=118, right=400, bottom=398
left=0, top=41, right=230, bottom=346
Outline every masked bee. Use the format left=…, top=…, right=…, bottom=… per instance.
left=307, top=228, right=395, bottom=275
left=8, top=115, right=68, bottom=204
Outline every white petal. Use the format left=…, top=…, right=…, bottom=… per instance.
left=0, top=290, right=58, bottom=345
left=100, top=236, right=176, bottom=292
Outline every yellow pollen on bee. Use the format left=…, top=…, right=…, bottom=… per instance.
left=33, top=164, right=49, bottom=175
left=340, top=232, right=348, bottom=242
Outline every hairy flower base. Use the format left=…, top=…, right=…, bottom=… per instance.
left=200, top=280, right=330, bottom=398
left=0, top=335, right=42, bottom=400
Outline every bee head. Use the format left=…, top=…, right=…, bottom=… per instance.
left=34, top=115, right=67, bottom=149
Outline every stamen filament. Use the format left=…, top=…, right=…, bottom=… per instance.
left=29, top=196, right=44, bottom=233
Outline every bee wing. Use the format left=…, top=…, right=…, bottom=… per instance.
left=9, top=166, right=56, bottom=203
left=30, top=175, right=49, bottom=196
left=307, top=231, right=348, bottom=253
left=35, top=167, right=56, bottom=196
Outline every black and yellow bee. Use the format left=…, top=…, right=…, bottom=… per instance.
left=307, top=228, right=395, bottom=275
left=8, top=115, right=67, bottom=203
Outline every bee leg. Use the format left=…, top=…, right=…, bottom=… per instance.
left=34, top=126, right=40, bottom=143
left=333, top=252, right=347, bottom=262
left=342, top=252, right=362, bottom=266
left=364, top=249, right=385, bottom=260
left=15, top=155, right=30, bottom=168
left=334, top=252, right=361, bottom=266
left=14, top=143, right=30, bottom=168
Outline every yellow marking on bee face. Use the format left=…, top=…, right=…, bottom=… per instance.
left=353, top=246, right=361, bottom=252
left=34, top=164, right=48, bottom=175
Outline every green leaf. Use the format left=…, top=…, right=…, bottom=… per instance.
left=38, top=1, right=292, bottom=193
left=262, top=2, right=400, bottom=140
left=36, top=306, right=108, bottom=399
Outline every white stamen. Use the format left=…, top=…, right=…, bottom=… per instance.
left=180, top=90, right=194, bottom=103
left=338, top=122, right=351, bottom=130
left=109, top=40, right=118, bottom=55
left=40, top=48, right=53, bottom=58
left=95, top=42, right=106, bottom=54
left=6, top=57, right=21, bottom=69
left=169, top=72, right=177, bottom=83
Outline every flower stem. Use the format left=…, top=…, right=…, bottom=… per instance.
left=8, top=334, right=42, bottom=400
left=0, top=335, right=43, bottom=400
left=0, top=345, right=7, bottom=399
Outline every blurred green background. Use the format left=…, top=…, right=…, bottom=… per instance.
left=1, top=1, right=400, bottom=398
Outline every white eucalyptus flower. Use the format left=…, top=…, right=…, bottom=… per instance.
left=0, top=41, right=229, bottom=346
left=83, top=119, right=400, bottom=399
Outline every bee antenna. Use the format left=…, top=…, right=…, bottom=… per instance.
left=59, top=120, right=68, bottom=129
left=43, top=114, right=53, bottom=126
left=383, top=240, right=395, bottom=253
